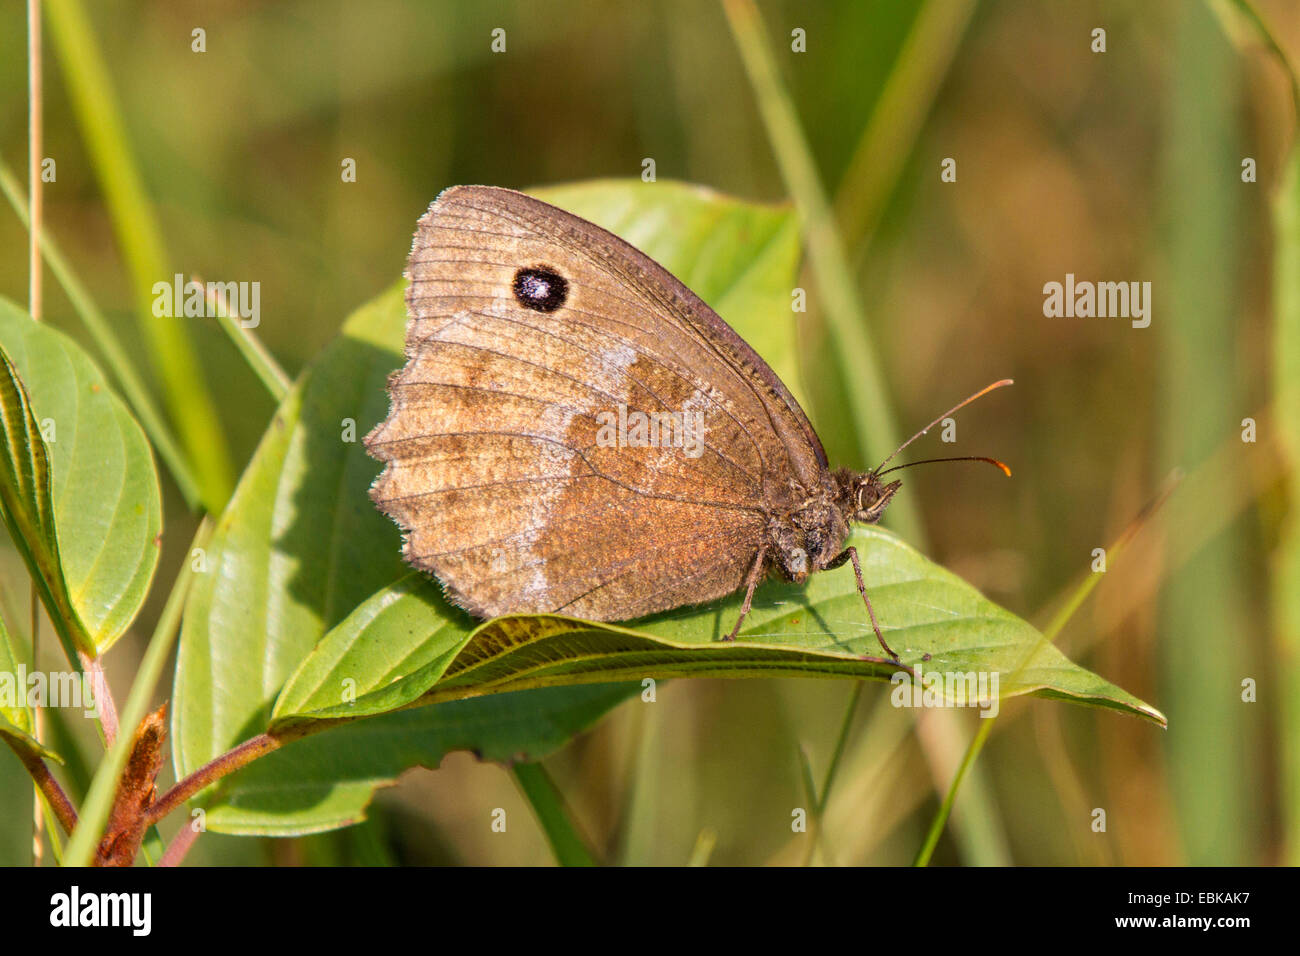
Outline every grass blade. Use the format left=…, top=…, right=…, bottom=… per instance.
left=722, top=0, right=1015, bottom=866
left=1157, top=0, right=1254, bottom=865
left=200, top=278, right=291, bottom=402
left=44, top=0, right=234, bottom=509
left=510, top=761, right=599, bottom=867
left=835, top=0, right=977, bottom=249
left=1272, top=151, right=1300, bottom=865
left=913, top=473, right=1178, bottom=865
left=722, top=0, right=920, bottom=541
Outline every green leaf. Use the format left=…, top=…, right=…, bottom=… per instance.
left=171, top=284, right=411, bottom=818
left=173, top=180, right=801, bottom=834
left=273, top=525, right=1164, bottom=730
left=272, top=573, right=472, bottom=722
left=0, top=298, right=162, bottom=656
left=191, top=684, right=638, bottom=835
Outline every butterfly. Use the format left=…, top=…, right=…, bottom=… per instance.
left=365, top=186, right=1009, bottom=660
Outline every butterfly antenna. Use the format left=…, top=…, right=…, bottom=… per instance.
left=871, top=379, right=1013, bottom=475
left=877, top=455, right=1011, bottom=478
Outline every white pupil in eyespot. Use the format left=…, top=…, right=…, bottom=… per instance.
left=520, top=275, right=549, bottom=300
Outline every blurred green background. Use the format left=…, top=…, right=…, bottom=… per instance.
left=1, top=0, right=1296, bottom=865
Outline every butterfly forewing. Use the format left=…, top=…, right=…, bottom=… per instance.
left=366, top=185, right=822, bottom=621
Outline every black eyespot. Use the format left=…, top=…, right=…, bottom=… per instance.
left=512, top=266, right=568, bottom=313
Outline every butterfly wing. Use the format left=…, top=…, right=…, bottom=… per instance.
left=366, top=185, right=825, bottom=621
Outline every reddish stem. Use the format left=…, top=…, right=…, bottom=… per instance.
left=3, top=736, right=77, bottom=834
left=79, top=650, right=118, bottom=745
left=158, top=820, right=201, bottom=867
left=144, top=731, right=285, bottom=826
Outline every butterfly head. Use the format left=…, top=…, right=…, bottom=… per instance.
left=850, top=472, right=902, bottom=525
left=841, top=380, right=1016, bottom=527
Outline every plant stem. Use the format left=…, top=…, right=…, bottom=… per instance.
left=144, top=732, right=284, bottom=827
left=27, top=0, right=42, bottom=322
left=510, top=761, right=600, bottom=866
left=912, top=718, right=993, bottom=866
left=78, top=650, right=117, bottom=746
left=1272, top=152, right=1300, bottom=866
left=800, top=682, right=863, bottom=865
left=4, top=735, right=77, bottom=835
left=27, top=0, right=44, bottom=867
left=158, top=821, right=201, bottom=867
left=144, top=690, right=483, bottom=835
left=63, top=519, right=211, bottom=865
left=796, top=745, right=830, bottom=865
left=28, top=564, right=43, bottom=867
left=687, top=828, right=717, bottom=866
left=816, top=683, right=863, bottom=817
left=1220, top=0, right=1300, bottom=127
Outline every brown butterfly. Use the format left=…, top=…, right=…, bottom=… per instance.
left=366, top=186, right=1009, bottom=660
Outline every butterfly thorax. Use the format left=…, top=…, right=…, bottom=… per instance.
left=766, top=500, right=843, bottom=583
left=766, top=468, right=900, bottom=581
left=758, top=475, right=843, bottom=584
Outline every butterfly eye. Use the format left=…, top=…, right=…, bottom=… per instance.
left=513, top=266, right=568, bottom=313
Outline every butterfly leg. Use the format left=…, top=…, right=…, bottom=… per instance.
left=828, top=546, right=900, bottom=662
left=724, top=547, right=767, bottom=642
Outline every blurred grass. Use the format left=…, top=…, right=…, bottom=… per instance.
left=510, top=762, right=599, bottom=867
left=916, top=474, right=1177, bottom=865
left=44, top=0, right=234, bottom=511
left=0, top=158, right=202, bottom=509
left=834, top=0, right=976, bottom=250
left=1272, top=152, right=1300, bottom=865
left=723, top=0, right=919, bottom=540
left=725, top=0, right=1020, bottom=868
left=1158, top=0, right=1257, bottom=865
left=1222, top=0, right=1300, bottom=871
